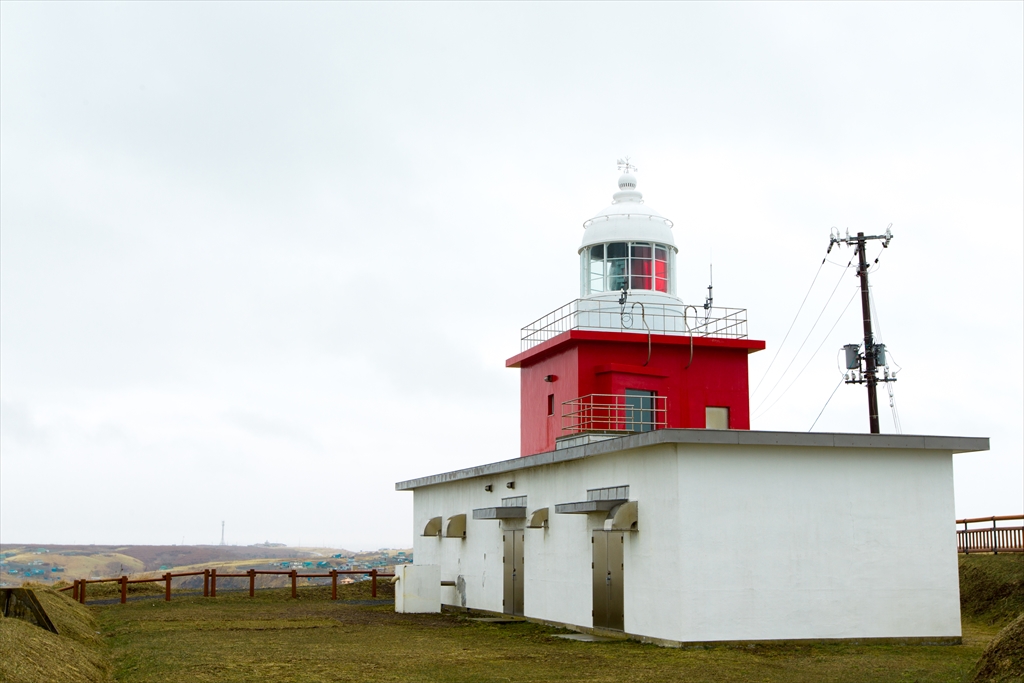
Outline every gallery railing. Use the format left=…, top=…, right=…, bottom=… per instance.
left=521, top=299, right=747, bottom=351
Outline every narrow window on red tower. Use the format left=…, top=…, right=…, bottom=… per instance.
left=547, top=394, right=555, bottom=416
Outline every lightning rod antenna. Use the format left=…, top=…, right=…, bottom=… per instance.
left=703, top=258, right=714, bottom=316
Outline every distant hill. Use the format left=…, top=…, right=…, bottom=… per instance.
left=0, top=544, right=408, bottom=585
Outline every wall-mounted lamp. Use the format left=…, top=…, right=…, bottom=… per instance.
left=543, top=375, right=558, bottom=383
left=506, top=481, right=515, bottom=490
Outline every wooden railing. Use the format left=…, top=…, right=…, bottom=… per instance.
left=58, top=567, right=394, bottom=605
left=957, top=515, right=1023, bottom=554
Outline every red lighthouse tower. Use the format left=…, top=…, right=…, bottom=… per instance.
left=506, top=165, right=766, bottom=457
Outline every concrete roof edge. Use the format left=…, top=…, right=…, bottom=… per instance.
left=394, top=429, right=990, bottom=490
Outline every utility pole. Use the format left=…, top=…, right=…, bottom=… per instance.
left=829, top=225, right=894, bottom=434
left=855, top=234, right=880, bottom=433
left=220, top=521, right=225, bottom=546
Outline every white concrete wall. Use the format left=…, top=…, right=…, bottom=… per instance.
left=409, top=441, right=960, bottom=643
left=394, top=564, right=440, bottom=613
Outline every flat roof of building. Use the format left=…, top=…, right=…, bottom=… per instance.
left=394, top=429, right=989, bottom=491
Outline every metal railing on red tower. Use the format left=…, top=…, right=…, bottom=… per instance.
left=561, top=394, right=668, bottom=435
left=521, top=299, right=747, bottom=351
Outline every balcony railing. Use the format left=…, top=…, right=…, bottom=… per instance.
left=562, top=394, right=667, bottom=435
left=521, top=299, right=747, bottom=351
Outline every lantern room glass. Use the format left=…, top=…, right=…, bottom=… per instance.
left=582, top=242, right=674, bottom=296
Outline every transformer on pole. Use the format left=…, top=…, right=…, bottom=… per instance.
left=828, top=225, right=896, bottom=434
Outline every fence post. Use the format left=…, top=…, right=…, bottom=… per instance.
left=211, top=568, right=217, bottom=598
left=248, top=569, right=255, bottom=598
left=164, top=573, right=172, bottom=602
left=203, top=569, right=210, bottom=597
left=331, top=570, right=337, bottom=601
left=72, top=580, right=79, bottom=602
left=290, top=570, right=297, bottom=599
left=371, top=569, right=377, bottom=598
left=964, top=520, right=969, bottom=554
left=80, top=580, right=86, bottom=605
left=992, top=517, right=998, bottom=555
left=120, top=576, right=128, bottom=604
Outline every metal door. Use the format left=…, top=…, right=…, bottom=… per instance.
left=625, top=389, right=655, bottom=432
left=502, top=530, right=524, bottom=616
left=592, top=530, right=624, bottom=630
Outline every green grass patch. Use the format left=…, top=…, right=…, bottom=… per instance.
left=74, top=580, right=167, bottom=600
left=7, top=557, right=1012, bottom=682
left=92, top=581, right=1004, bottom=683
left=969, top=611, right=1024, bottom=683
left=959, top=554, right=1024, bottom=626
left=0, top=585, right=110, bottom=683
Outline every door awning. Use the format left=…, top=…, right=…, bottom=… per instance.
left=555, top=499, right=625, bottom=514
left=556, top=485, right=629, bottom=514
left=472, top=507, right=527, bottom=520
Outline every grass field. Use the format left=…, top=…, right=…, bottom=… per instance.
left=3, top=554, right=1021, bottom=683
left=95, top=588, right=1002, bottom=683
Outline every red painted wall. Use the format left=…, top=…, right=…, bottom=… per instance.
left=508, top=331, right=765, bottom=457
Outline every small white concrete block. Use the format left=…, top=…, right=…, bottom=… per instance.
left=395, top=564, right=441, bottom=613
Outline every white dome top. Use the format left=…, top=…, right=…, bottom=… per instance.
left=580, top=172, right=676, bottom=251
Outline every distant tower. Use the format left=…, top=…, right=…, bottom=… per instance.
left=220, top=521, right=225, bottom=546
left=506, top=163, right=766, bottom=456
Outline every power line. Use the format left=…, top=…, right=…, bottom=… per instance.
left=753, top=286, right=859, bottom=421
left=809, top=375, right=845, bottom=431
left=865, top=263, right=904, bottom=433
left=866, top=257, right=885, bottom=342
left=751, top=257, right=826, bottom=396
left=756, top=246, right=886, bottom=424
left=887, top=381, right=903, bottom=434
left=752, top=257, right=852, bottom=414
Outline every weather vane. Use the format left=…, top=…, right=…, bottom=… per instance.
left=616, top=157, right=637, bottom=174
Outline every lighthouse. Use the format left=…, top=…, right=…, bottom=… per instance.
left=396, top=162, right=987, bottom=645
left=506, top=166, right=765, bottom=456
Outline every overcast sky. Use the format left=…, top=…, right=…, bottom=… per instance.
left=2, top=2, right=1021, bottom=550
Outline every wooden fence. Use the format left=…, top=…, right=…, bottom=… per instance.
left=52, top=514, right=1021, bottom=606
left=957, top=515, right=1023, bottom=554
left=59, top=567, right=395, bottom=605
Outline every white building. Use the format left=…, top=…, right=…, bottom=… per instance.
left=395, top=168, right=988, bottom=645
